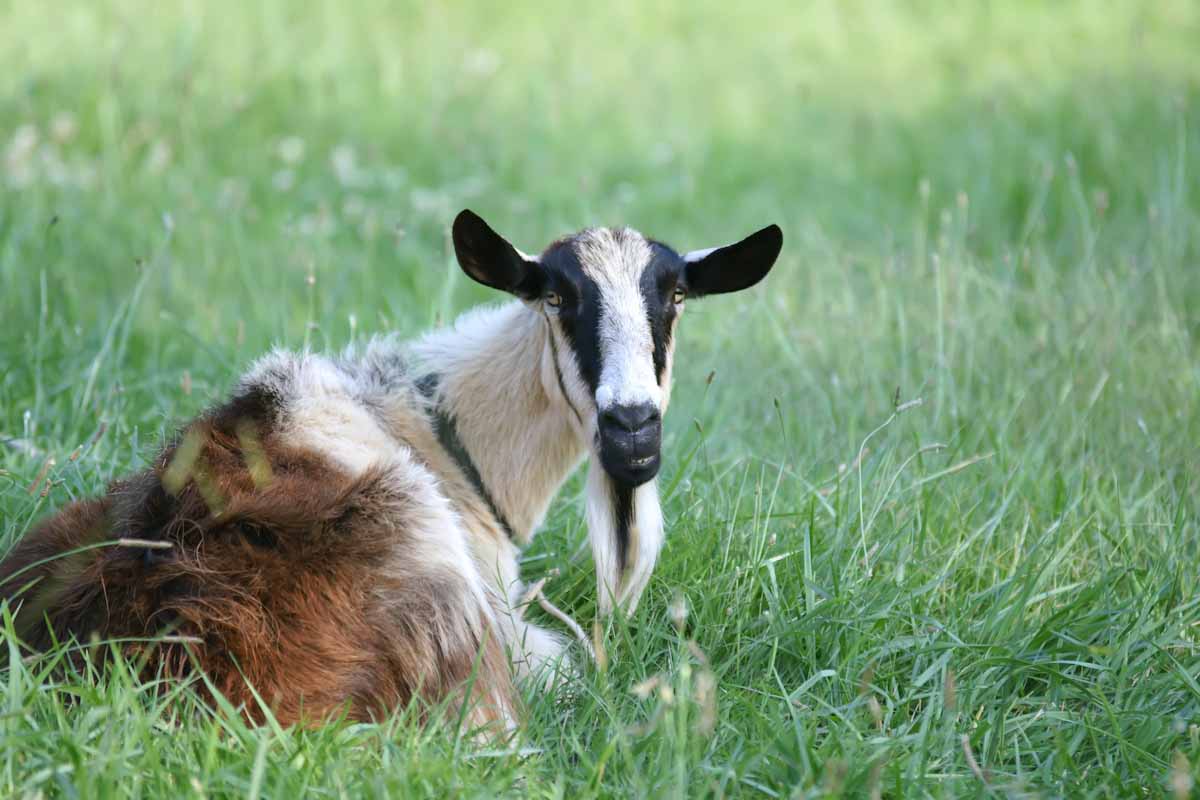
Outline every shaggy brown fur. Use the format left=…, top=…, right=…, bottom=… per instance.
left=0, top=392, right=514, bottom=729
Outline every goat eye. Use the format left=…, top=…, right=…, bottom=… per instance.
left=544, top=291, right=562, bottom=308
left=672, top=286, right=687, bottom=305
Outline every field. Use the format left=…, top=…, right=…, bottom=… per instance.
left=1, top=1, right=1199, bottom=796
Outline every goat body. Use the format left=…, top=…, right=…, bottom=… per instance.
left=0, top=211, right=782, bottom=728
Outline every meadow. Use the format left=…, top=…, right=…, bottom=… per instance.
left=1, top=1, right=1198, bottom=796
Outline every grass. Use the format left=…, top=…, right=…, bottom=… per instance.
left=1, top=0, right=1198, bottom=795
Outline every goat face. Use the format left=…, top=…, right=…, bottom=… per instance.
left=452, top=210, right=783, bottom=488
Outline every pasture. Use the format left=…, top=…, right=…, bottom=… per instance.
left=1, top=1, right=1198, bottom=796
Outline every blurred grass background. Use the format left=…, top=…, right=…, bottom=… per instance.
left=1, top=1, right=1198, bottom=796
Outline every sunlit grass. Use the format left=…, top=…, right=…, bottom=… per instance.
left=1, top=0, right=1198, bottom=796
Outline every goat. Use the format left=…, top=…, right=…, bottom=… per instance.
left=0, top=210, right=782, bottom=728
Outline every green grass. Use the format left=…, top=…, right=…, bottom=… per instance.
left=2, top=0, right=1199, bottom=796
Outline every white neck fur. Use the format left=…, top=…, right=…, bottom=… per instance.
left=411, top=302, right=666, bottom=613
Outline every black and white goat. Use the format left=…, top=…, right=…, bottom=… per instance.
left=0, top=210, right=782, bottom=727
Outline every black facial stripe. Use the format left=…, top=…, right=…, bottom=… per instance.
left=611, top=479, right=634, bottom=575
left=640, top=244, right=685, bottom=384
left=538, top=242, right=604, bottom=395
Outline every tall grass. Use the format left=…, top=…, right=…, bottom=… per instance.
left=1, top=1, right=1198, bottom=795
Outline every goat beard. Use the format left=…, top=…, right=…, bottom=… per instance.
left=584, top=454, right=665, bottom=616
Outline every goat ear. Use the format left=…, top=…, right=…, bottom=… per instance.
left=682, top=224, right=783, bottom=297
left=452, top=210, right=544, bottom=299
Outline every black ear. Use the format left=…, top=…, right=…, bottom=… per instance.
left=682, top=224, right=783, bottom=297
left=451, top=210, right=544, bottom=298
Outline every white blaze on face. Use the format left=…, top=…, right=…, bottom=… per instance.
left=574, top=228, right=662, bottom=414
left=550, top=227, right=673, bottom=618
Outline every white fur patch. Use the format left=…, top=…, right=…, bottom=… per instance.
left=381, top=453, right=485, bottom=587
left=594, top=384, right=614, bottom=410
left=546, top=320, right=599, bottom=441
left=287, top=392, right=395, bottom=475
left=586, top=457, right=665, bottom=615
left=624, top=479, right=664, bottom=612
left=585, top=459, right=620, bottom=611
left=241, top=352, right=396, bottom=476
left=515, top=246, right=541, bottom=263
left=683, top=245, right=719, bottom=263
left=412, top=303, right=589, bottom=542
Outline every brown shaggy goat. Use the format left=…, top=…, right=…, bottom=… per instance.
left=0, top=387, right=514, bottom=727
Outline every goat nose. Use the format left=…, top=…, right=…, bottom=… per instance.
left=602, top=403, right=660, bottom=433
